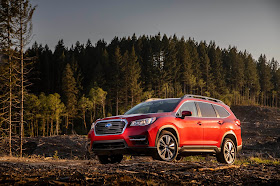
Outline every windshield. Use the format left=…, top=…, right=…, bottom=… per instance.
left=125, top=99, right=180, bottom=115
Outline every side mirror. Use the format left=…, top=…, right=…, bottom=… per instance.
left=181, top=111, right=192, bottom=118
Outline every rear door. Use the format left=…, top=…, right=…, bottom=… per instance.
left=196, top=102, right=221, bottom=146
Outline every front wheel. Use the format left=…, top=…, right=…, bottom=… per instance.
left=153, top=131, right=178, bottom=161
left=216, top=138, right=236, bottom=164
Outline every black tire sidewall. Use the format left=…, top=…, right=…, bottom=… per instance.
left=156, top=131, right=178, bottom=161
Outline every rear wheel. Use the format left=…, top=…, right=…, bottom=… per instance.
left=216, top=138, right=236, bottom=164
left=153, top=131, right=178, bottom=161
left=97, top=155, right=123, bottom=164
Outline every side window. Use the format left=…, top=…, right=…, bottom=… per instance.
left=178, top=102, right=198, bottom=117
left=213, top=104, right=230, bottom=118
left=197, top=102, right=217, bottom=117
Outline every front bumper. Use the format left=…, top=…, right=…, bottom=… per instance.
left=89, top=121, right=158, bottom=147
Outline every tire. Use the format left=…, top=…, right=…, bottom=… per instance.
left=153, top=131, right=178, bottom=161
left=98, top=155, right=111, bottom=164
left=97, top=155, right=123, bottom=164
left=216, top=138, right=236, bottom=164
left=110, top=154, right=123, bottom=163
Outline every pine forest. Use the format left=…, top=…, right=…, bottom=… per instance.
left=1, top=0, right=279, bottom=155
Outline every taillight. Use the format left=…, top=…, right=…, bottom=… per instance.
left=235, top=119, right=241, bottom=126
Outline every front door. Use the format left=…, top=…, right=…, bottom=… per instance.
left=176, top=101, right=203, bottom=146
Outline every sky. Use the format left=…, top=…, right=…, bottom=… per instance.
left=29, top=0, right=280, bottom=62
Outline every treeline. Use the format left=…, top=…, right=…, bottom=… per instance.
left=3, top=34, right=280, bottom=139
left=1, top=4, right=280, bottom=146
left=20, top=34, right=280, bottom=135
left=2, top=33, right=280, bottom=139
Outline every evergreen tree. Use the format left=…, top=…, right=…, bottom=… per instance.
left=208, top=43, right=225, bottom=96
left=177, top=38, right=195, bottom=94
left=121, top=51, right=129, bottom=109
left=187, top=38, right=201, bottom=94
left=62, top=63, right=78, bottom=133
left=128, top=46, right=142, bottom=107
left=198, top=42, right=212, bottom=94
left=270, top=58, right=280, bottom=106
left=243, top=53, right=260, bottom=103
left=53, top=40, right=66, bottom=94
left=257, top=55, right=273, bottom=105
left=111, top=46, right=123, bottom=115
left=163, top=37, right=179, bottom=97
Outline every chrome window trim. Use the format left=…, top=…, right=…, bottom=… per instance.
left=94, top=119, right=128, bottom=136
left=175, top=100, right=198, bottom=117
left=176, top=100, right=231, bottom=119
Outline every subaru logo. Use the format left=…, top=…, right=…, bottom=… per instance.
left=105, top=123, right=112, bottom=128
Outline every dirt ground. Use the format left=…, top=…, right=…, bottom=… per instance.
left=0, top=105, right=280, bottom=185
left=1, top=156, right=279, bottom=185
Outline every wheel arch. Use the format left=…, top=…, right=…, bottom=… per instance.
left=221, top=131, right=238, bottom=148
left=155, top=125, right=180, bottom=147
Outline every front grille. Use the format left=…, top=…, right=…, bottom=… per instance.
left=92, top=141, right=126, bottom=150
left=95, top=120, right=126, bottom=135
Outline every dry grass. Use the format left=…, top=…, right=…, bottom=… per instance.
left=235, top=157, right=280, bottom=165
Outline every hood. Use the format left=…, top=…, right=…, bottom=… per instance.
left=95, top=112, right=173, bottom=123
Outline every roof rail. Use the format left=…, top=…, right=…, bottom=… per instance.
left=181, top=94, right=224, bottom=104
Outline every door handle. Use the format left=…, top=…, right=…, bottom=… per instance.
left=197, top=121, right=202, bottom=125
left=217, top=121, right=224, bottom=125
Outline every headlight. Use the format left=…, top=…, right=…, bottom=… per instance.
left=130, top=117, right=156, bottom=126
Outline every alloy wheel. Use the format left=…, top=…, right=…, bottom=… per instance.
left=223, top=140, right=236, bottom=164
left=157, top=132, right=178, bottom=161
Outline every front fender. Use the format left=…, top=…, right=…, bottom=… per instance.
left=154, top=124, right=180, bottom=147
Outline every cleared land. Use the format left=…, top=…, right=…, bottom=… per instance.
left=0, top=105, right=280, bottom=185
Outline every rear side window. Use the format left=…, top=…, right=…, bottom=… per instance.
left=213, top=104, right=230, bottom=118
left=178, top=102, right=198, bottom=117
left=197, top=102, right=217, bottom=117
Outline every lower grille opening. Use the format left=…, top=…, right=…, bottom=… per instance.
left=92, top=141, right=126, bottom=150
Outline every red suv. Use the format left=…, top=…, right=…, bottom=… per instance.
left=88, top=95, right=242, bottom=164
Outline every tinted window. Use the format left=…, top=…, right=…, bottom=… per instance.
left=213, top=104, right=230, bottom=117
left=197, top=102, right=217, bottom=117
left=125, top=99, right=180, bottom=115
left=178, top=102, right=198, bottom=117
